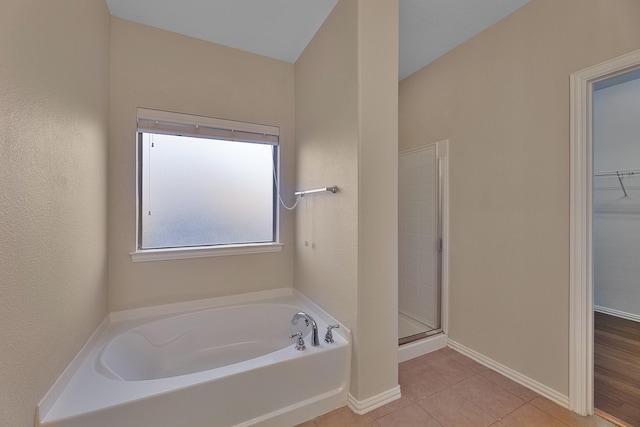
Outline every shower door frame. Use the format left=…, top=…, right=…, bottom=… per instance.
left=398, top=140, right=449, bottom=346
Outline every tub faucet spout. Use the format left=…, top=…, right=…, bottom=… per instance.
left=291, top=312, right=319, bottom=347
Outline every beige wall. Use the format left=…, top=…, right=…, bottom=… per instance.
left=355, top=0, right=399, bottom=400
left=295, top=0, right=359, bottom=345
left=108, top=18, right=296, bottom=310
left=0, top=1, right=111, bottom=425
left=295, top=0, right=399, bottom=401
left=399, top=0, right=640, bottom=396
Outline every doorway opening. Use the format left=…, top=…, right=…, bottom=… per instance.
left=569, top=48, right=640, bottom=418
left=592, top=68, right=640, bottom=426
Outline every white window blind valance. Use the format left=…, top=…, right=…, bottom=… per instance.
left=137, top=108, right=279, bottom=145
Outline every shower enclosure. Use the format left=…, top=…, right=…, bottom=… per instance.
left=398, top=144, right=443, bottom=345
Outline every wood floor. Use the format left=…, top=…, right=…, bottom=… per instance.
left=594, top=312, right=640, bottom=427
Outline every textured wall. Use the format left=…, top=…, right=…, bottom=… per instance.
left=295, top=0, right=399, bottom=402
left=355, top=0, right=399, bottom=400
left=399, top=0, right=640, bottom=396
left=0, top=1, right=111, bottom=425
left=108, top=18, right=296, bottom=310
left=294, top=0, right=360, bottom=345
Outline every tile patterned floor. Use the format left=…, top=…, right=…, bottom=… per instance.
left=296, top=347, right=616, bottom=427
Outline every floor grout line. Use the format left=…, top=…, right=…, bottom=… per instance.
left=299, top=347, right=614, bottom=427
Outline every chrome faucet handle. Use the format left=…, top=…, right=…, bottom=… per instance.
left=324, top=324, right=340, bottom=343
left=289, top=331, right=306, bottom=351
left=291, top=312, right=320, bottom=347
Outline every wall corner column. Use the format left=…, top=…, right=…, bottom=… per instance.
left=352, top=0, right=400, bottom=404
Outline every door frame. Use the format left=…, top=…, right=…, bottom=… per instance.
left=569, top=48, right=640, bottom=415
left=398, top=139, right=450, bottom=342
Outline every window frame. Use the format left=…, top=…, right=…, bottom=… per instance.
left=130, top=108, right=283, bottom=262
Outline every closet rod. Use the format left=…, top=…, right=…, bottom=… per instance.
left=594, top=169, right=640, bottom=197
left=594, top=168, right=640, bottom=178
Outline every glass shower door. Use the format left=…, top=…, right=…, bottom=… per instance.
left=398, top=145, right=441, bottom=344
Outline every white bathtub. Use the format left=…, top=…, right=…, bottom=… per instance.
left=38, top=289, right=351, bottom=427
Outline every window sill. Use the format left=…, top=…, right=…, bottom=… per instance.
left=130, top=242, right=283, bottom=262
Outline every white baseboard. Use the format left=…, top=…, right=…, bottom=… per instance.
left=398, top=333, right=448, bottom=363
left=347, top=386, right=401, bottom=415
left=594, top=305, right=640, bottom=323
left=448, top=340, right=569, bottom=408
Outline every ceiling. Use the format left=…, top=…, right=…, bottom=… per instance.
left=105, top=0, right=530, bottom=81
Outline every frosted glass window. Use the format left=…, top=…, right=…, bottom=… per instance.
left=139, top=133, right=275, bottom=249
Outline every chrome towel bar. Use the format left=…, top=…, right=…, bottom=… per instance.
left=294, top=186, right=338, bottom=197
